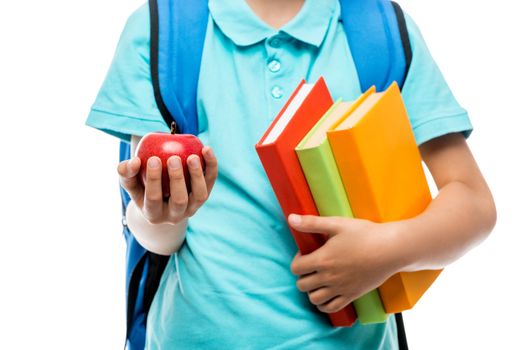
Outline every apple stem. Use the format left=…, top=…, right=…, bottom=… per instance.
left=170, top=121, right=177, bottom=134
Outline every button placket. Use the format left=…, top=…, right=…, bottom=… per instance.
left=265, top=34, right=287, bottom=109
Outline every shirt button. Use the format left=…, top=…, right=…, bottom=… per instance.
left=269, top=37, right=282, bottom=48
left=267, top=59, right=281, bottom=73
left=271, top=86, right=284, bottom=99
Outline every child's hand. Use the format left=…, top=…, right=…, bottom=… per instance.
left=288, top=214, right=402, bottom=314
left=117, top=146, right=218, bottom=225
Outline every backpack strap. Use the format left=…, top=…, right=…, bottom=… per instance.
left=340, top=0, right=412, bottom=92
left=119, top=141, right=149, bottom=349
left=151, top=0, right=209, bottom=135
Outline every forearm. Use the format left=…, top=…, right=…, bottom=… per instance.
left=390, top=180, right=496, bottom=272
left=126, top=200, right=188, bottom=256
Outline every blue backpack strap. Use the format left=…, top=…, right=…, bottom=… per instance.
left=340, top=0, right=412, bottom=92
left=150, top=0, right=209, bottom=135
left=118, top=143, right=143, bottom=307
left=119, top=141, right=148, bottom=349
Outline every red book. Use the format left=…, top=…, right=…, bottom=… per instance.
left=255, top=78, right=357, bottom=327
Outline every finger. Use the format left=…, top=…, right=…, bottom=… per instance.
left=144, top=157, right=164, bottom=221
left=202, top=146, right=218, bottom=193
left=317, top=295, right=351, bottom=314
left=167, top=156, right=189, bottom=220
left=117, top=157, right=141, bottom=179
left=296, top=272, right=325, bottom=293
left=290, top=251, right=321, bottom=276
left=186, top=154, right=208, bottom=216
left=308, top=287, right=337, bottom=306
left=288, top=214, right=343, bottom=237
left=117, top=157, right=144, bottom=205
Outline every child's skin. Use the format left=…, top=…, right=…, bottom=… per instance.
left=118, top=0, right=496, bottom=315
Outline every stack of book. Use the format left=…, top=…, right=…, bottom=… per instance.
left=255, top=77, right=441, bottom=327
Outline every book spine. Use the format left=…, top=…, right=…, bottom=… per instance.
left=327, top=129, right=381, bottom=221
left=256, top=143, right=326, bottom=255
left=296, top=142, right=352, bottom=217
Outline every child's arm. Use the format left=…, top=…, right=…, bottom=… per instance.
left=392, top=132, right=496, bottom=270
left=287, top=132, right=496, bottom=313
left=118, top=135, right=218, bottom=255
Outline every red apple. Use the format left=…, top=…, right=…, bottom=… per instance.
left=136, top=131, right=205, bottom=198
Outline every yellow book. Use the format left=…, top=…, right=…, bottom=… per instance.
left=326, top=83, right=441, bottom=313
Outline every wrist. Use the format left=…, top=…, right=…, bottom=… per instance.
left=128, top=199, right=188, bottom=227
left=381, top=220, right=416, bottom=274
left=126, top=200, right=188, bottom=255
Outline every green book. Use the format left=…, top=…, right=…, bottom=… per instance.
left=295, top=99, right=388, bottom=325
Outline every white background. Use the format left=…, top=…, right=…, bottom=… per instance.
left=0, top=0, right=522, bottom=349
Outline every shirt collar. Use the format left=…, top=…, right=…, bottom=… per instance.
left=208, top=0, right=337, bottom=47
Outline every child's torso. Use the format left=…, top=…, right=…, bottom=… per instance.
left=146, top=1, right=399, bottom=349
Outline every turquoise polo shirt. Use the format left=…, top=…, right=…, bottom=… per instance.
left=86, top=1, right=473, bottom=349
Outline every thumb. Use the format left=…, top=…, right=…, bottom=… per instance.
left=288, top=214, right=343, bottom=238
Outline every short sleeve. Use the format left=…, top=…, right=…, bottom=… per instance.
left=85, top=3, right=169, bottom=142
left=401, top=13, right=473, bottom=146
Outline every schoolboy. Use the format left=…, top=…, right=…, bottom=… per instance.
left=86, top=0, right=496, bottom=348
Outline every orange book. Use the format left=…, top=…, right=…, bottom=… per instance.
left=255, top=77, right=357, bottom=327
left=326, top=82, right=441, bottom=313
